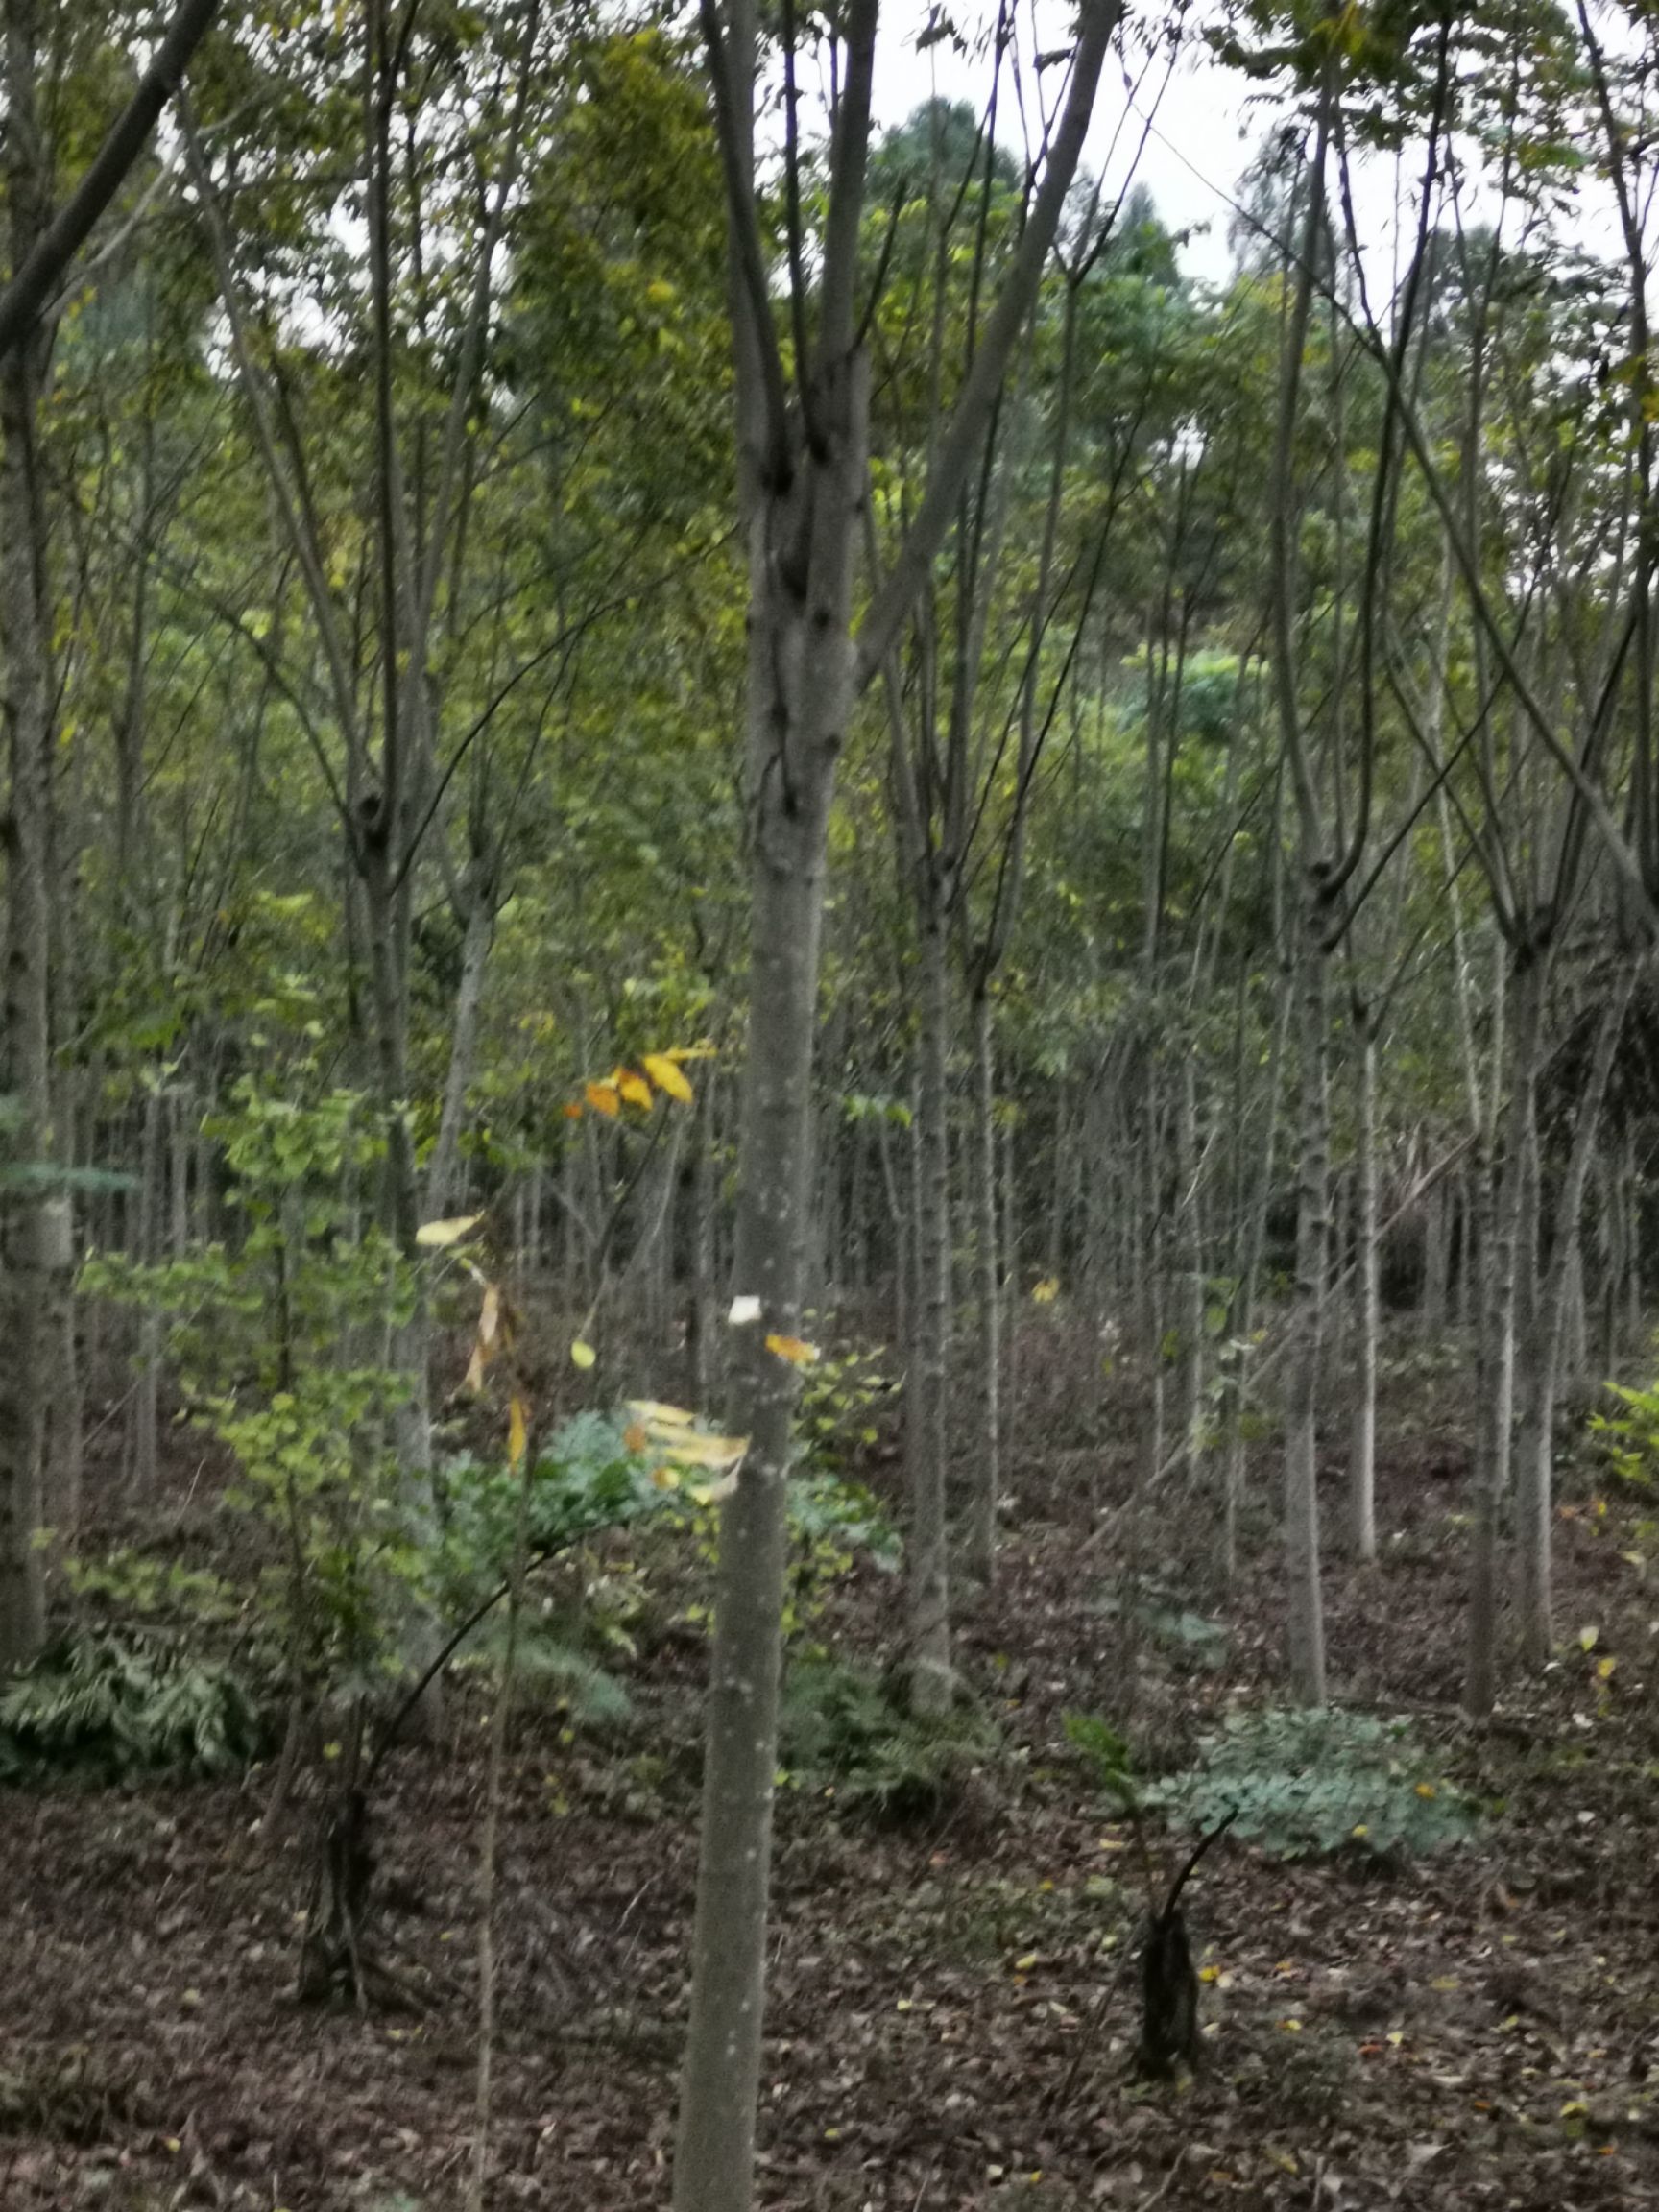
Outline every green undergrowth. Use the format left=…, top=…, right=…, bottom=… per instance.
left=1066, top=1701, right=1482, bottom=1861
left=780, top=1653, right=1001, bottom=1823
left=0, top=1627, right=271, bottom=1785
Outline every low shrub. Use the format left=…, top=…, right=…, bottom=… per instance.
left=780, top=1654, right=998, bottom=1823
left=0, top=1627, right=269, bottom=1783
left=1146, top=1704, right=1480, bottom=1861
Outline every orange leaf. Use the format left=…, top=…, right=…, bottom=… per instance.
left=765, top=1333, right=820, bottom=1367
left=562, top=1100, right=583, bottom=1121
left=585, top=1082, right=620, bottom=1118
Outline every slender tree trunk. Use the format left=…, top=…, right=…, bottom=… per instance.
left=1284, top=891, right=1330, bottom=1705
left=1221, top=974, right=1289, bottom=1581
left=1624, top=1127, right=1642, bottom=1356
left=1001, top=1114, right=1019, bottom=1470
left=1518, top=969, right=1633, bottom=1665
left=689, top=1076, right=719, bottom=1409
left=875, top=1112, right=909, bottom=1358
left=906, top=911, right=952, bottom=1711
left=1176, top=1054, right=1205, bottom=1479
left=425, top=882, right=493, bottom=1220
left=0, top=0, right=62, bottom=1666
left=128, top=1082, right=165, bottom=1494
left=675, top=0, right=1112, bottom=2183
left=1421, top=1177, right=1449, bottom=1336
left=1465, top=947, right=1539, bottom=1719
left=1562, top=1233, right=1587, bottom=1387
left=170, top=1087, right=191, bottom=1255
left=1349, top=1021, right=1379, bottom=1560
left=673, top=350, right=867, bottom=2212
left=967, top=983, right=1000, bottom=1584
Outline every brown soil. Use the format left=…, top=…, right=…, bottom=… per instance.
left=4, top=1344, right=1659, bottom=2211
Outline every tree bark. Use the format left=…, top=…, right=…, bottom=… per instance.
left=1465, top=947, right=1539, bottom=1719
left=967, top=983, right=1001, bottom=1584
left=0, top=0, right=64, bottom=1667
left=1176, top=1053, right=1206, bottom=1480
left=425, top=877, right=494, bottom=1219
left=1284, top=890, right=1330, bottom=1704
left=906, top=912, right=953, bottom=1711
left=673, top=353, right=867, bottom=2209
left=674, top=5, right=1114, bottom=2193
left=1348, top=1020, right=1379, bottom=1560
left=1517, top=968, right=1634, bottom=1664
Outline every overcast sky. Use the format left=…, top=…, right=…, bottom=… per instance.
left=856, top=1, right=1623, bottom=293
left=868, top=5, right=1263, bottom=284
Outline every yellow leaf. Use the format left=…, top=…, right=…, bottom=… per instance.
left=508, top=1395, right=528, bottom=1470
left=1415, top=1782, right=1437, bottom=1799
left=643, top=1052, right=695, bottom=1104
left=1598, top=1655, right=1618, bottom=1680
left=1280, top=2018, right=1303, bottom=2032
left=658, top=1430, right=748, bottom=1469
left=585, top=1081, right=620, bottom=1118
left=617, top=1070, right=653, bottom=1111
left=570, top=1339, right=597, bottom=1370
left=687, top=1471, right=740, bottom=1505
left=1031, top=1276, right=1060, bottom=1305
left=464, top=1340, right=487, bottom=1394
left=1013, top=1951, right=1039, bottom=1973
left=765, top=1333, right=820, bottom=1366
left=478, top=1283, right=501, bottom=1350
left=1199, top=1964, right=1220, bottom=1983
left=416, top=1213, right=483, bottom=1248
left=1579, top=1624, right=1599, bottom=1652
left=627, top=1399, right=696, bottom=1429
left=650, top=1465, right=681, bottom=1491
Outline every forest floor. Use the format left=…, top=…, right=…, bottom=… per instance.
left=5, top=1338, right=1659, bottom=2211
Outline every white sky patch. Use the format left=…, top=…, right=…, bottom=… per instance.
left=858, top=0, right=1626, bottom=292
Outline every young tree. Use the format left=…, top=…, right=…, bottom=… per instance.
left=674, top=3, right=1118, bottom=2201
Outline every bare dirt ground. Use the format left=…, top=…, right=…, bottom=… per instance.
left=4, top=1339, right=1659, bottom=2212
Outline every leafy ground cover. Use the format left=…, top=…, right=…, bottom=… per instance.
left=4, top=1352, right=1658, bottom=2211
